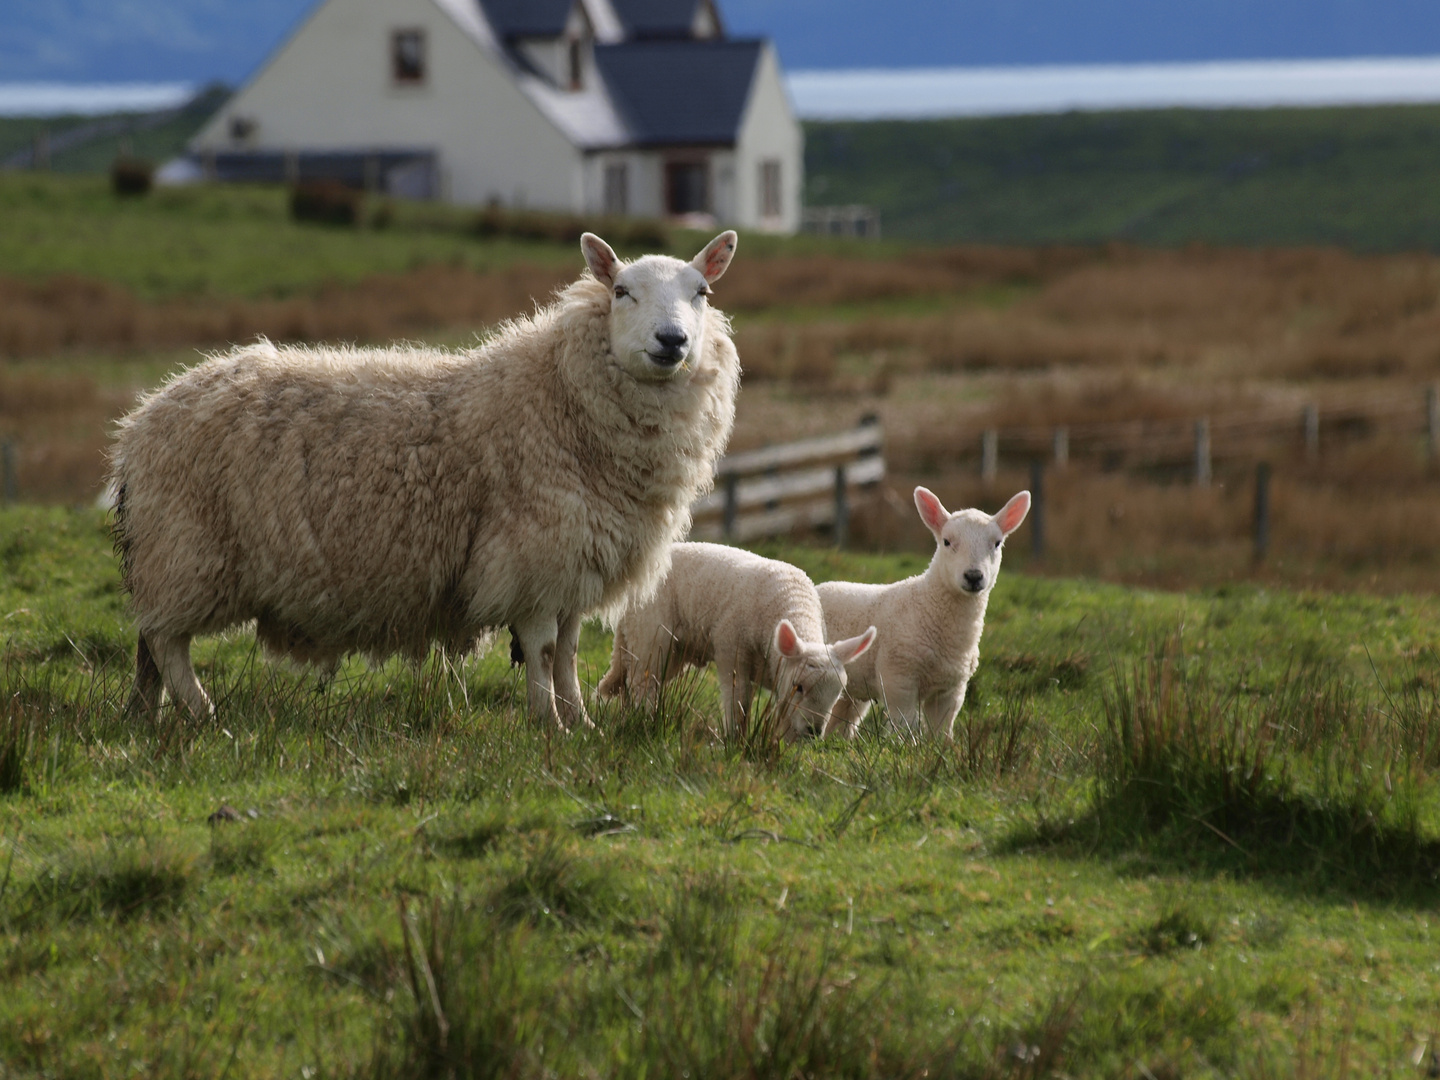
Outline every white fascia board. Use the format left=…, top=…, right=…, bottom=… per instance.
left=582, top=0, right=625, bottom=44
left=518, top=74, right=630, bottom=149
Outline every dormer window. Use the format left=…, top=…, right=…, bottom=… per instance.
left=568, top=38, right=582, bottom=89
left=392, top=29, right=426, bottom=84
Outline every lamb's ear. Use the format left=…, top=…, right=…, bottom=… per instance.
left=692, top=230, right=738, bottom=284
left=774, top=618, right=802, bottom=660
left=914, top=486, right=949, bottom=540
left=581, top=232, right=620, bottom=286
left=994, top=490, right=1031, bottom=536
left=831, top=625, right=877, bottom=666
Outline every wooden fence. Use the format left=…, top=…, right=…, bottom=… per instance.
left=689, top=418, right=885, bottom=545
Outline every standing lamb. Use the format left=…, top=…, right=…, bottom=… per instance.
left=818, top=487, right=1029, bottom=741
left=597, top=543, right=877, bottom=740
left=109, top=230, right=742, bottom=730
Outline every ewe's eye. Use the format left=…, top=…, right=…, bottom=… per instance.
left=614, top=285, right=629, bottom=299
left=993, top=539, right=1002, bottom=550
left=794, top=684, right=804, bottom=695
left=696, top=285, right=711, bottom=298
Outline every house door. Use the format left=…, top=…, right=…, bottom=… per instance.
left=665, top=161, right=708, bottom=216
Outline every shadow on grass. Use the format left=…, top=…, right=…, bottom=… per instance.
left=1004, top=645, right=1440, bottom=907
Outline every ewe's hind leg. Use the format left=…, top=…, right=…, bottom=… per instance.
left=151, top=633, right=213, bottom=719
left=514, top=615, right=562, bottom=729
left=552, top=613, right=594, bottom=730
left=124, top=634, right=163, bottom=720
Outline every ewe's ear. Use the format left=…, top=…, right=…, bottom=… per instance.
left=994, top=490, right=1031, bottom=536
left=914, top=486, right=950, bottom=540
left=832, top=626, right=877, bottom=665
left=774, top=619, right=802, bottom=660
left=581, top=232, right=620, bottom=286
left=692, top=230, right=738, bottom=284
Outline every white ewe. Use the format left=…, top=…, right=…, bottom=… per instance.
left=110, top=231, right=741, bottom=729
left=818, top=487, right=1029, bottom=740
left=596, top=542, right=876, bottom=740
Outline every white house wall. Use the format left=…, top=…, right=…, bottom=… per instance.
left=192, top=0, right=583, bottom=208
left=733, top=42, right=803, bottom=233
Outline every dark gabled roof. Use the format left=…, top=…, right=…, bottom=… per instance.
left=609, top=0, right=705, bottom=39
left=476, top=0, right=577, bottom=39
left=595, top=38, right=761, bottom=146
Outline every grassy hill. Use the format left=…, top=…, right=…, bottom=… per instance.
left=3, top=505, right=1439, bottom=1076
left=804, top=104, right=1440, bottom=250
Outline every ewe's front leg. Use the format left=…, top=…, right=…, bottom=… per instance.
left=514, top=614, right=563, bottom=730
left=553, top=612, right=594, bottom=731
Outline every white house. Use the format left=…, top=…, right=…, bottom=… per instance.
left=189, top=0, right=803, bottom=232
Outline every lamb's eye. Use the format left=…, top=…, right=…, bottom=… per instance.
left=994, top=539, right=1002, bottom=550
left=794, top=684, right=804, bottom=695
left=943, top=539, right=950, bottom=547
left=614, top=285, right=629, bottom=299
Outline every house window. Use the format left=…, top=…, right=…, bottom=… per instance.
left=228, top=115, right=257, bottom=143
left=568, top=39, right=583, bottom=90
left=666, top=161, right=708, bottom=215
left=392, top=29, right=426, bottom=84
left=604, top=163, right=628, bottom=215
left=759, top=159, right=782, bottom=219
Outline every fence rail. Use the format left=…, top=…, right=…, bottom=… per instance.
left=690, top=418, right=885, bottom=545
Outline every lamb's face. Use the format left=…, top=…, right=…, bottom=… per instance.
left=581, top=231, right=738, bottom=384
left=773, top=620, right=877, bottom=737
left=916, top=488, right=1031, bottom=597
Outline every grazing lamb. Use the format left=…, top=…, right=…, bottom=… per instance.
left=596, top=542, right=877, bottom=740
left=818, top=487, right=1029, bottom=741
left=109, top=230, right=742, bottom=730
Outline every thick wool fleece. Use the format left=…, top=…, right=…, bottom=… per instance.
left=598, top=542, right=835, bottom=735
left=111, top=275, right=739, bottom=674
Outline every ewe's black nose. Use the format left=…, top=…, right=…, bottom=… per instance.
left=655, top=328, right=688, bottom=350
left=963, top=570, right=985, bottom=591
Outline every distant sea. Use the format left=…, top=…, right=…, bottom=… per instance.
left=0, top=82, right=197, bottom=117
left=6, top=57, right=1440, bottom=122
left=787, top=55, right=1440, bottom=120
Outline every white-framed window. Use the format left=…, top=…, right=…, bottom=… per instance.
left=391, top=28, right=427, bottom=84
left=759, top=159, right=782, bottom=219
left=666, top=160, right=708, bottom=215
left=604, top=162, right=628, bottom=215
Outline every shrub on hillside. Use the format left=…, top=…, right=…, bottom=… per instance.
left=290, top=180, right=362, bottom=226
left=110, top=157, right=154, bottom=197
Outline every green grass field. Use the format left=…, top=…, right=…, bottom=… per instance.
left=807, top=105, right=1440, bottom=249
left=3, top=506, right=1440, bottom=1077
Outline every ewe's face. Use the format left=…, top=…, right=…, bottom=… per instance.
left=608, top=255, right=713, bottom=381
left=581, top=230, right=737, bottom=384
left=916, top=488, right=1030, bottom=596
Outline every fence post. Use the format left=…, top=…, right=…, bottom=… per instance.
left=1302, top=404, right=1319, bottom=461
left=1253, top=462, right=1271, bottom=564
left=721, top=473, right=738, bottom=541
left=1194, top=418, right=1212, bottom=487
left=980, top=429, right=998, bottom=482
left=1052, top=426, right=1069, bottom=469
left=1428, top=385, right=1440, bottom=464
left=1029, top=460, right=1045, bottom=561
left=1, top=441, right=15, bottom=504
left=833, top=464, right=849, bottom=550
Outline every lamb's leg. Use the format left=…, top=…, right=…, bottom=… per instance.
left=124, top=633, right=163, bottom=720
left=717, top=650, right=750, bottom=739
left=514, top=614, right=562, bottom=729
left=552, top=612, right=594, bottom=731
left=150, top=633, right=213, bottom=719
left=878, top=683, right=923, bottom=740
left=924, top=684, right=967, bottom=741
left=822, top=693, right=869, bottom=740
left=596, top=624, right=629, bottom=700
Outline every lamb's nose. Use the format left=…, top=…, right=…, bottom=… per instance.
left=963, top=570, right=984, bottom=590
left=655, top=329, right=688, bottom=350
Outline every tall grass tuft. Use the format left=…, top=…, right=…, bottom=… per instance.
left=491, top=841, right=624, bottom=931
left=1090, top=640, right=1440, bottom=900
left=12, top=836, right=197, bottom=927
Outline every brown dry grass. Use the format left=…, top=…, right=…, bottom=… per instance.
left=8, top=241, right=1440, bottom=592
